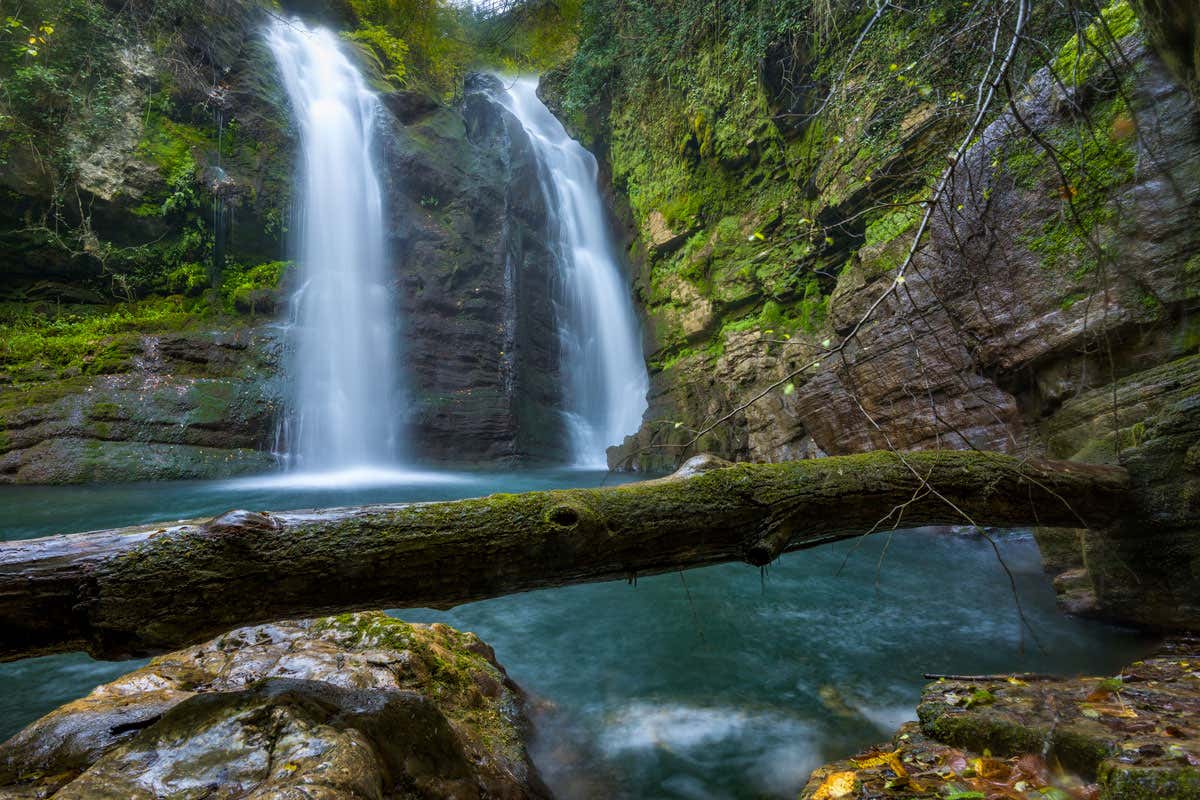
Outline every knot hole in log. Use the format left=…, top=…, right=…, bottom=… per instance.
left=548, top=506, right=580, bottom=527
left=542, top=493, right=605, bottom=537
left=549, top=510, right=580, bottom=527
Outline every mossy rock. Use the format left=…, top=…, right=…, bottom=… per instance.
left=0, top=612, right=548, bottom=798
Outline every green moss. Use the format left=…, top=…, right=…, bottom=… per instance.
left=1053, top=0, right=1140, bottom=86
left=568, top=0, right=1034, bottom=372
left=309, top=611, right=523, bottom=759
left=919, top=705, right=1045, bottom=756
left=0, top=298, right=197, bottom=381
left=0, top=375, right=96, bottom=422
left=1099, top=763, right=1200, bottom=800
left=1060, top=291, right=1089, bottom=311
left=136, top=111, right=211, bottom=215
left=220, top=261, right=291, bottom=311
left=88, top=401, right=120, bottom=420
left=1011, top=91, right=1138, bottom=277
left=0, top=275, right=280, bottom=384
left=343, top=24, right=408, bottom=85
left=166, top=263, right=210, bottom=297
left=864, top=205, right=922, bottom=248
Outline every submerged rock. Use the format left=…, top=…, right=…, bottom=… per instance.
left=800, top=639, right=1200, bottom=799
left=0, top=612, right=550, bottom=799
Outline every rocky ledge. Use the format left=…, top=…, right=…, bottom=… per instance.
left=0, top=325, right=283, bottom=484
left=802, top=638, right=1200, bottom=800
left=0, top=612, right=550, bottom=799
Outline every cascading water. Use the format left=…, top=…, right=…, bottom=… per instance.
left=267, top=19, right=403, bottom=473
left=500, top=77, right=649, bottom=467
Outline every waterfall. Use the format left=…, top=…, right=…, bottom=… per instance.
left=267, top=19, right=403, bottom=471
left=499, top=77, right=649, bottom=467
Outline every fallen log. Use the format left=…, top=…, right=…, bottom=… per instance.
left=0, top=450, right=1130, bottom=662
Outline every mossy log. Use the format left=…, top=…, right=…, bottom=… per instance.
left=0, top=451, right=1130, bottom=662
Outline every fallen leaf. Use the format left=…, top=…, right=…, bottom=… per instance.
left=811, top=770, right=857, bottom=800
left=851, top=749, right=908, bottom=777
left=1084, top=703, right=1138, bottom=719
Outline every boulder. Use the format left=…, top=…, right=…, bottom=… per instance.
left=0, top=612, right=550, bottom=799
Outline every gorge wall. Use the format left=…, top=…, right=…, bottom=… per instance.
left=545, top=0, right=1200, bottom=628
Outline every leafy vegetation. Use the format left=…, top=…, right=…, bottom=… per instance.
left=553, top=0, right=1142, bottom=379
left=340, top=0, right=580, bottom=98
left=0, top=298, right=194, bottom=380
left=0, top=256, right=288, bottom=382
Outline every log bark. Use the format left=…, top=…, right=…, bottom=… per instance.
left=0, top=450, right=1130, bottom=662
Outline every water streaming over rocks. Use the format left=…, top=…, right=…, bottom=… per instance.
left=499, top=77, right=649, bottom=467
left=267, top=20, right=403, bottom=471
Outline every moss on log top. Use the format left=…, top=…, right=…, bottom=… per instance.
left=0, top=450, right=1130, bottom=662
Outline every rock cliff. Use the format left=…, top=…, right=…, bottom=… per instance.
left=549, top=0, right=1200, bottom=627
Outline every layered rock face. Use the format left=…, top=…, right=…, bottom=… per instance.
left=0, top=327, right=282, bottom=483
left=0, top=0, right=295, bottom=482
left=604, top=36, right=1198, bottom=473
left=0, top=612, right=550, bottom=799
left=552, top=2, right=1199, bottom=626
left=385, top=74, right=566, bottom=465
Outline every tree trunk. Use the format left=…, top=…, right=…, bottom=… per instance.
left=0, top=451, right=1129, bottom=662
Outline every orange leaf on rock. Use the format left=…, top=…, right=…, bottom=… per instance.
left=811, top=770, right=858, bottom=800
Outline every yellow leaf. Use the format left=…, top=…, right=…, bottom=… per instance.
left=1085, top=703, right=1138, bottom=719
left=852, top=749, right=908, bottom=778
left=812, top=771, right=858, bottom=800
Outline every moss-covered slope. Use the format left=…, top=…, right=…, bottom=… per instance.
left=550, top=0, right=1200, bottom=626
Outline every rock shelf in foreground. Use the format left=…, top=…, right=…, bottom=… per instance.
left=802, top=638, right=1200, bottom=800
left=0, top=612, right=550, bottom=799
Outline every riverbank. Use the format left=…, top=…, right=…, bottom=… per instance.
left=802, top=637, right=1200, bottom=800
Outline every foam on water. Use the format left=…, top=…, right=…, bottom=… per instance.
left=225, top=467, right=474, bottom=491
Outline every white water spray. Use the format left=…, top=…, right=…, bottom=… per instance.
left=268, top=20, right=403, bottom=471
left=500, top=77, right=649, bottom=466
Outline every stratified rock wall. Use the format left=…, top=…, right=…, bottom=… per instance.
left=551, top=3, right=1200, bottom=627
left=0, top=0, right=571, bottom=479
left=0, top=328, right=282, bottom=483
left=386, top=74, right=566, bottom=465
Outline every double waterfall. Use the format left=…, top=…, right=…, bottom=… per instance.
left=269, top=21, right=646, bottom=471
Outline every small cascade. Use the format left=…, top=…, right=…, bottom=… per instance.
left=499, top=77, right=649, bottom=467
left=267, top=19, right=403, bottom=471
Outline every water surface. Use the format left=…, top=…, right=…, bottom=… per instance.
left=0, top=471, right=1153, bottom=798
